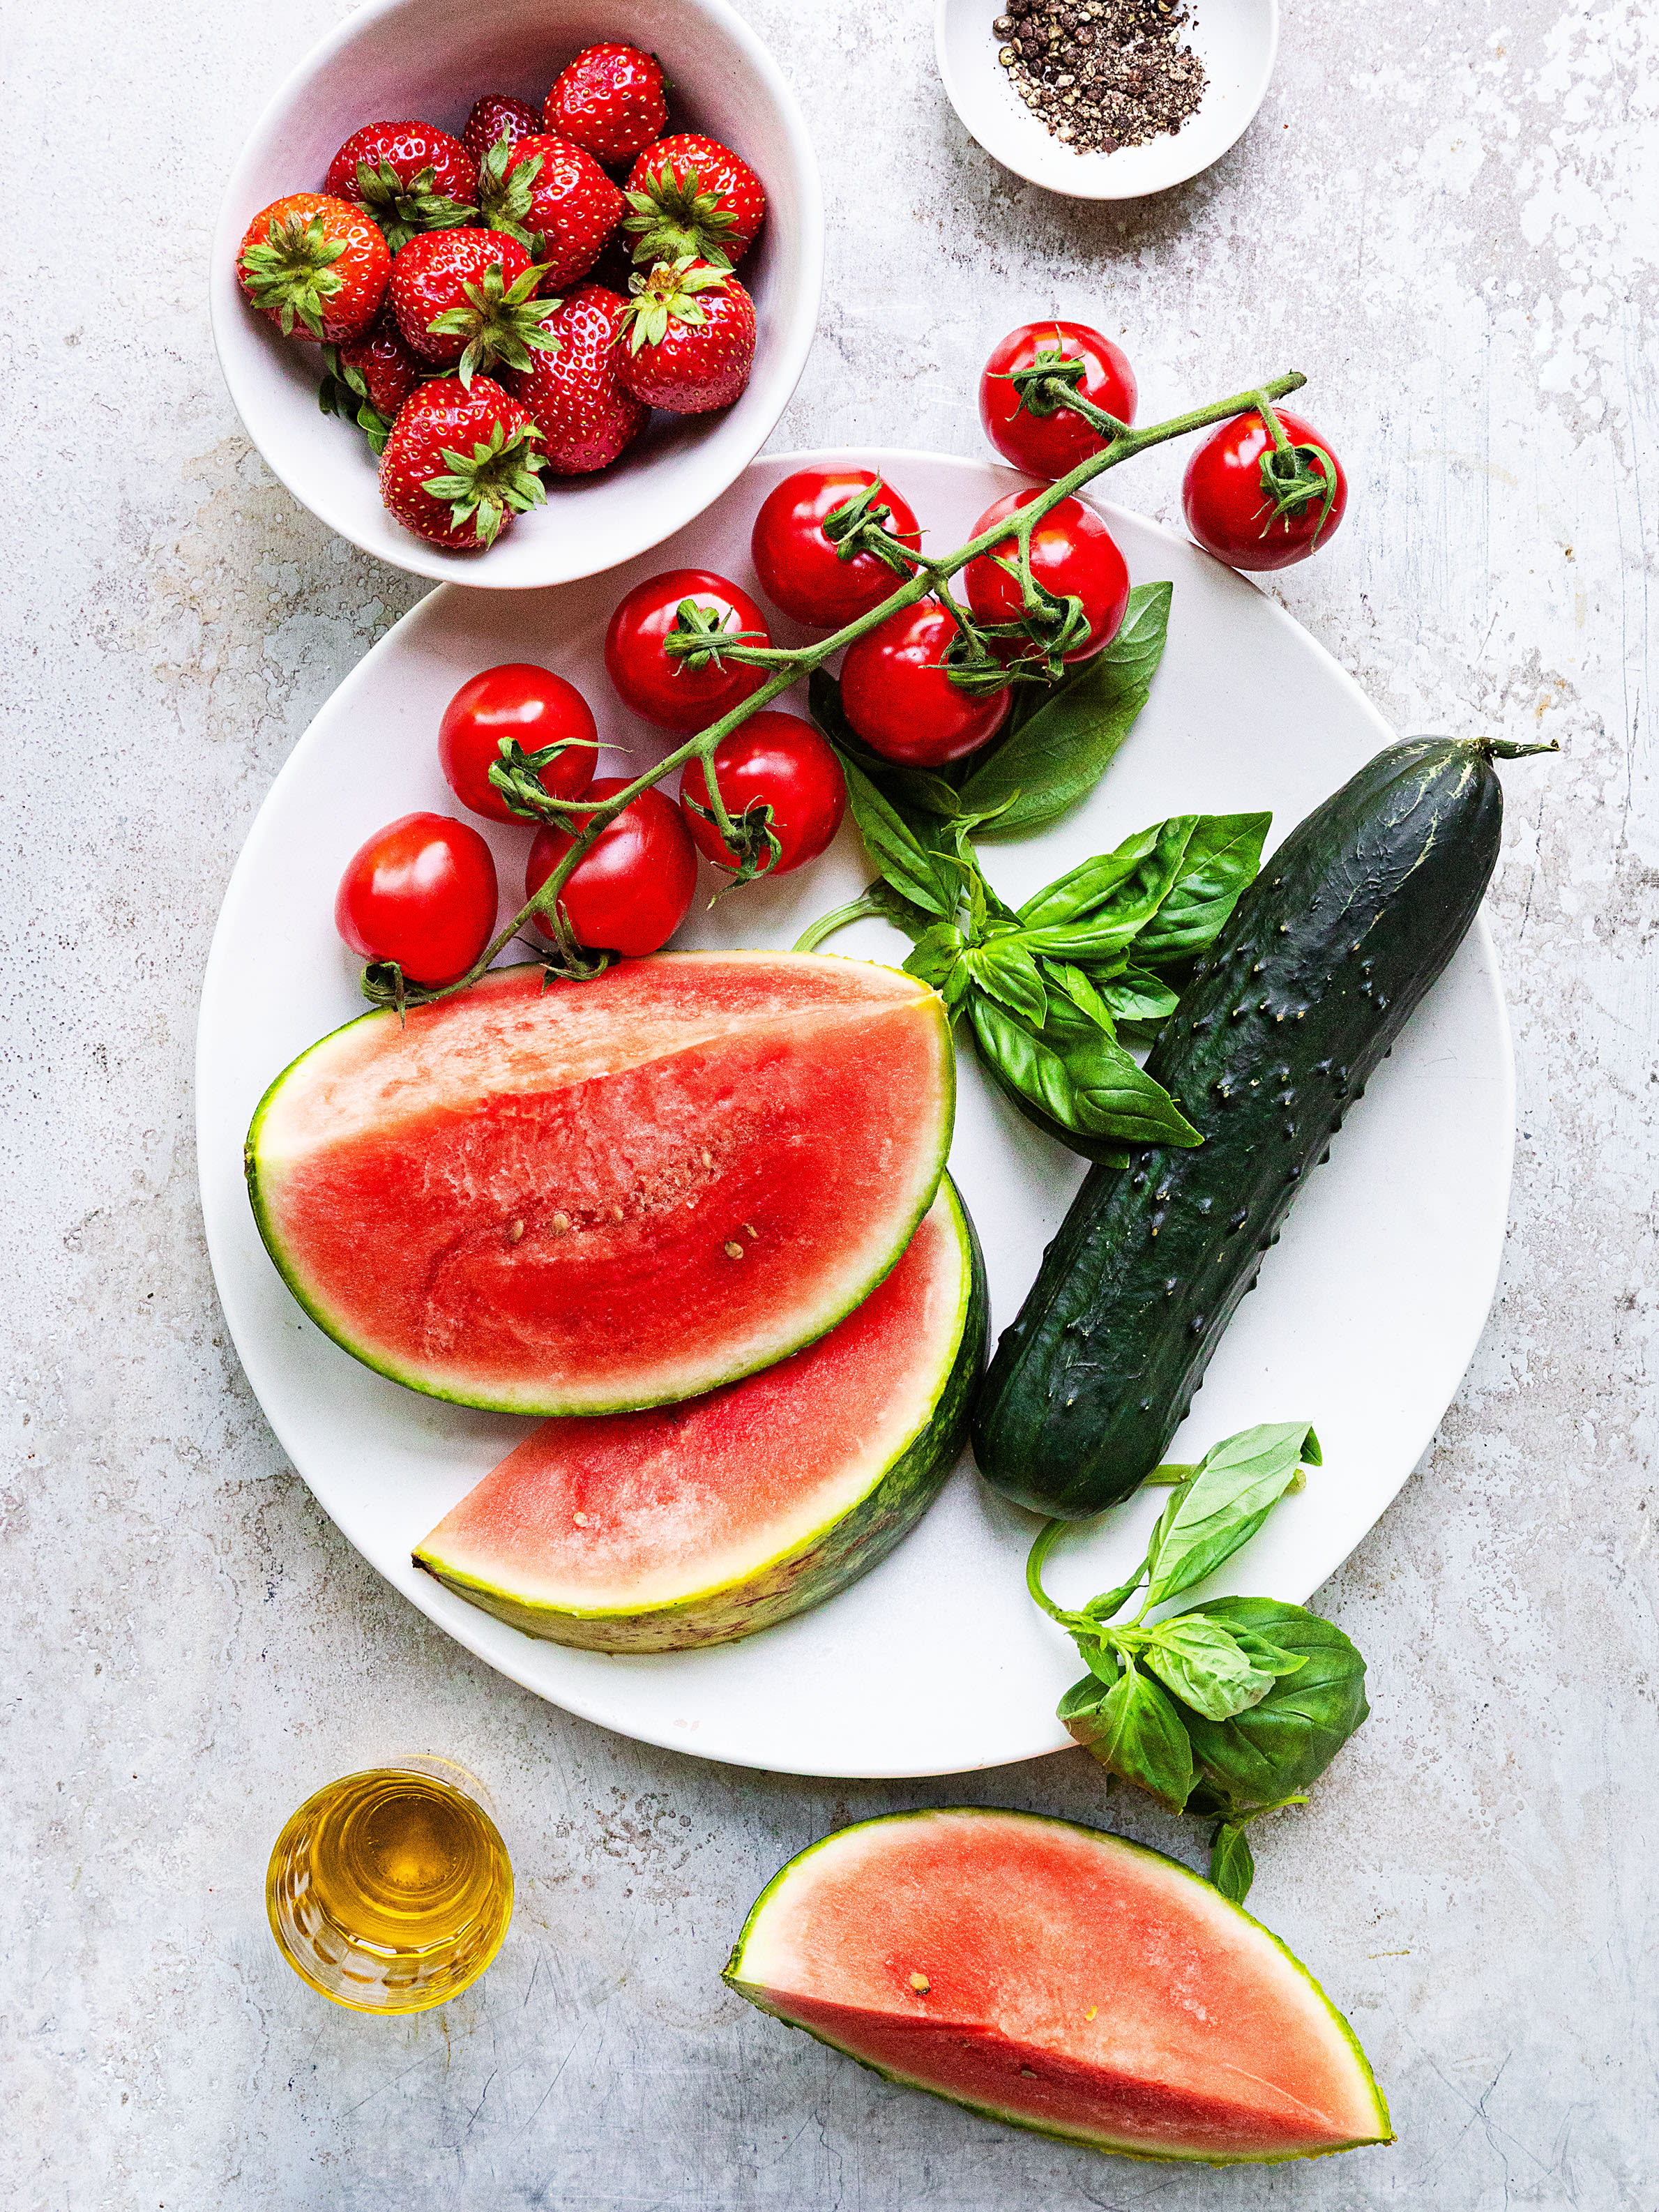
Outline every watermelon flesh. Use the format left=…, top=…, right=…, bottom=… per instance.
left=414, top=1179, right=985, bottom=1651
left=246, top=955, right=953, bottom=1414
left=727, top=1809, right=1391, bottom=2165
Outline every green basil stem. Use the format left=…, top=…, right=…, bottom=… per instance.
left=1026, top=1517, right=1071, bottom=1622
left=791, top=892, right=891, bottom=954
left=368, top=369, right=1307, bottom=1009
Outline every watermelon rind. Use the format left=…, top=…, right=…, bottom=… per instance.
left=724, top=1807, right=1393, bottom=2167
left=243, top=956, right=955, bottom=1416
left=414, top=1178, right=988, bottom=1653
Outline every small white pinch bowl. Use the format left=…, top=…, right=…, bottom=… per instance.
left=935, top=0, right=1278, bottom=199
left=210, top=0, right=824, bottom=589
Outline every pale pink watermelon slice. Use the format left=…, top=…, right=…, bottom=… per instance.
left=245, top=955, right=953, bottom=1414
left=413, top=1179, right=985, bottom=1651
left=726, top=1808, right=1391, bottom=2166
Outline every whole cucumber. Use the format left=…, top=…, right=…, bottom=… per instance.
left=974, top=738, right=1545, bottom=1519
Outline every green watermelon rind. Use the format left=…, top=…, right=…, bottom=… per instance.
left=723, top=1806, right=1393, bottom=2168
left=243, top=957, right=956, bottom=1417
left=413, top=1178, right=988, bottom=1653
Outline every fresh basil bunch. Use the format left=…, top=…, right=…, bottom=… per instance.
left=798, top=673, right=1268, bottom=1159
left=1029, top=1423, right=1370, bottom=1903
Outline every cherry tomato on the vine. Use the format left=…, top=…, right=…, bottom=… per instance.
left=1181, top=407, right=1348, bottom=573
left=750, top=468, right=923, bottom=630
left=839, top=600, right=1010, bottom=768
left=963, top=490, right=1130, bottom=665
left=524, top=778, right=697, bottom=957
left=679, top=713, right=847, bottom=877
left=979, top=321, right=1138, bottom=480
left=335, top=812, right=499, bottom=986
left=604, top=568, right=772, bottom=733
left=438, top=662, right=600, bottom=824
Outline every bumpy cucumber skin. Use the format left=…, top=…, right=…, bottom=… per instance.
left=974, top=741, right=1505, bottom=1519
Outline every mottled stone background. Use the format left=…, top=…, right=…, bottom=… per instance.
left=5, top=0, right=1656, bottom=2204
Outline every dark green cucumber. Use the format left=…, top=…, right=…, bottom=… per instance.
left=974, top=738, right=1539, bottom=1519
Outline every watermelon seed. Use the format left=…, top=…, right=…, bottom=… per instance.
left=1020, top=2067, right=1039, bottom=2078
left=573, top=1510, right=589, bottom=1525
left=609, top=1205, right=624, bottom=1224
left=552, top=1212, right=570, bottom=1235
left=744, top=1222, right=758, bottom=1239
left=507, top=1219, right=524, bottom=1243
left=702, top=1149, right=713, bottom=1168
left=909, top=1972, right=930, bottom=1992
left=725, top=1241, right=745, bottom=1259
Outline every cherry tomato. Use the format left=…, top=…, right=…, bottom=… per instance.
left=979, top=321, right=1138, bottom=480
left=839, top=600, right=1010, bottom=768
left=1182, top=408, right=1349, bottom=573
left=679, top=713, right=847, bottom=876
left=604, top=568, right=771, bottom=732
left=335, top=812, right=499, bottom=986
left=524, top=778, right=697, bottom=956
left=750, top=468, right=923, bottom=630
left=438, top=662, right=600, bottom=824
left=963, top=490, right=1130, bottom=664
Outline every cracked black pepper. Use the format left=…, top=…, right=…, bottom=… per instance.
left=992, top=0, right=1207, bottom=156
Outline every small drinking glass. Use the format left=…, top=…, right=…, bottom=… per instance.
left=266, top=1757, right=513, bottom=2014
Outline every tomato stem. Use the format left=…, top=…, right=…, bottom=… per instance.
left=361, top=368, right=1308, bottom=1007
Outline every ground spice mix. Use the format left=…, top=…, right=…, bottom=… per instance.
left=993, top=0, right=1208, bottom=156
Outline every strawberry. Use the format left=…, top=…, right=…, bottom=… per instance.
left=379, top=376, right=547, bottom=550
left=462, top=92, right=540, bottom=169
left=477, top=132, right=623, bottom=289
left=319, top=307, right=427, bottom=454
left=388, top=229, right=559, bottom=385
left=324, top=119, right=476, bottom=252
left=236, top=193, right=390, bottom=343
left=616, top=257, right=755, bottom=414
left=622, top=134, right=766, bottom=270
left=507, top=285, right=648, bottom=475
left=543, top=44, right=668, bottom=167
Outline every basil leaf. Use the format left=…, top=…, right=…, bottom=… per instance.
left=969, top=994, right=1201, bottom=1151
left=1078, top=1635, right=1122, bottom=1685
left=965, top=939, right=1047, bottom=1025
left=809, top=669, right=964, bottom=818
left=1144, top=1421, right=1319, bottom=1607
left=835, top=753, right=957, bottom=918
left=1098, top=966, right=1180, bottom=1029
left=1015, top=812, right=1194, bottom=931
left=1227, top=1627, right=1309, bottom=1679
left=1134, top=812, right=1271, bottom=964
left=1139, top=1616, right=1278, bottom=1722
left=1209, top=1821, right=1255, bottom=1904
left=1043, top=960, right=1121, bottom=1032
left=1180, top=1599, right=1369, bottom=1810
left=1082, top=1570, right=1148, bottom=1624
left=1066, top=1664, right=1195, bottom=1813
left=958, top=581, right=1173, bottom=836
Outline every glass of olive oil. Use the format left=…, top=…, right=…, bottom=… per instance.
left=266, top=1759, right=513, bottom=2013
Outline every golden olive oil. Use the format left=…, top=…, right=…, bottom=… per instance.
left=267, top=1765, right=513, bottom=2013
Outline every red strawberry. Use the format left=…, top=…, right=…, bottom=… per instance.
left=319, top=308, right=427, bottom=454
left=388, top=229, right=558, bottom=385
left=477, top=132, right=623, bottom=289
left=507, top=285, right=648, bottom=475
left=379, top=376, right=547, bottom=550
left=463, top=93, right=540, bottom=168
left=543, top=44, right=667, bottom=167
left=616, top=257, right=755, bottom=414
left=622, top=134, right=766, bottom=269
left=236, top=192, right=390, bottom=343
left=324, top=120, right=476, bottom=252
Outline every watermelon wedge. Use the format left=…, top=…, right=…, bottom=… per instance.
left=245, top=955, right=953, bottom=1414
left=726, top=1808, right=1391, bottom=2166
left=413, top=1179, right=985, bottom=1651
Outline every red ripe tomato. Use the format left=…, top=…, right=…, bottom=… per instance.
left=1182, top=408, right=1349, bottom=572
left=679, top=713, right=847, bottom=876
left=524, top=778, right=697, bottom=956
left=839, top=601, right=1010, bottom=768
left=963, top=490, right=1130, bottom=663
left=335, top=812, right=499, bottom=986
left=750, top=468, right=923, bottom=630
left=979, top=321, right=1138, bottom=480
left=438, top=662, right=600, bottom=824
left=605, top=568, right=771, bottom=732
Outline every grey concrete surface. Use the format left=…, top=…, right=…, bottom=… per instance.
left=4, top=0, right=1656, bottom=2204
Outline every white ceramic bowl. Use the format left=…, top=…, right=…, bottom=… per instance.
left=209, top=0, right=824, bottom=589
left=935, top=0, right=1278, bottom=199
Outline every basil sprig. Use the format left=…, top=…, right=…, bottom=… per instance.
left=1029, top=1423, right=1370, bottom=1903
left=798, top=682, right=1268, bottom=1159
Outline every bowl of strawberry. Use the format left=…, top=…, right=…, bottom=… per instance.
left=211, top=0, right=822, bottom=589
